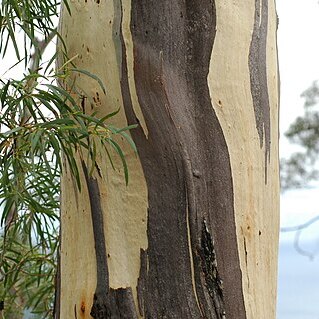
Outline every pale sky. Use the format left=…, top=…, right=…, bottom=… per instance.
left=276, top=2, right=319, bottom=317
left=277, top=0, right=319, bottom=141
left=277, top=0, right=319, bottom=241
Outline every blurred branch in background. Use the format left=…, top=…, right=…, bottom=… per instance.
left=281, top=215, right=319, bottom=260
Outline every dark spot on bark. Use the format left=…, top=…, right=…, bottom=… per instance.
left=81, top=301, right=85, bottom=313
left=81, top=95, right=86, bottom=113
left=259, top=230, right=262, bottom=236
left=92, top=92, right=101, bottom=107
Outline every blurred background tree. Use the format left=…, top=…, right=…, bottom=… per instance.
left=281, top=80, right=319, bottom=190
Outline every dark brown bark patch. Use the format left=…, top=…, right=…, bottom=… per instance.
left=82, top=162, right=109, bottom=292
left=249, top=0, right=271, bottom=177
left=89, top=289, right=138, bottom=319
left=137, top=248, right=147, bottom=316
left=108, top=288, right=138, bottom=319
left=119, top=1, right=247, bottom=318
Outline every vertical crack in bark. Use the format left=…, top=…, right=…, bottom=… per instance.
left=186, top=200, right=203, bottom=316
left=243, top=236, right=250, bottom=289
left=200, top=219, right=226, bottom=319
left=249, top=0, right=271, bottom=180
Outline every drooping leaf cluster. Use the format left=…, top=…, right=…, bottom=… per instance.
left=0, top=0, right=70, bottom=61
left=0, top=1, right=136, bottom=317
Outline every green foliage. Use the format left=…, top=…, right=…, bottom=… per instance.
left=0, top=1, right=136, bottom=317
left=281, top=81, right=319, bottom=189
left=0, top=0, right=63, bottom=62
left=0, top=233, right=58, bottom=318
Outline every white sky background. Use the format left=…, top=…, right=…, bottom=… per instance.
left=277, top=0, right=319, bottom=242
left=276, top=1, right=319, bottom=317
left=278, top=0, right=319, bottom=145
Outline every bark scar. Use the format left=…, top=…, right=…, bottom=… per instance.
left=200, top=218, right=226, bottom=319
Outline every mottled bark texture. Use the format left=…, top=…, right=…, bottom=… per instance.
left=58, top=0, right=279, bottom=318
left=120, top=1, right=246, bottom=318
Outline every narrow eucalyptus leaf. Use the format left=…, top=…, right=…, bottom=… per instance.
left=70, top=68, right=106, bottom=94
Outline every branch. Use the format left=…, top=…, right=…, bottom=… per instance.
left=293, top=230, right=314, bottom=260
left=281, top=215, right=319, bottom=260
left=29, top=29, right=57, bottom=75
left=20, top=29, right=56, bottom=126
left=280, top=215, right=319, bottom=232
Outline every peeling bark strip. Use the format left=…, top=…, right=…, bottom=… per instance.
left=81, top=162, right=138, bottom=319
left=119, top=1, right=246, bottom=318
left=249, top=0, right=271, bottom=168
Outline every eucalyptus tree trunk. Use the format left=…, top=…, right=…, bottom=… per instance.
left=57, top=1, right=279, bottom=318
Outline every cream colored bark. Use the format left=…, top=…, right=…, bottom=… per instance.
left=59, top=1, right=148, bottom=316
left=209, top=1, right=279, bottom=318
left=58, top=1, right=279, bottom=318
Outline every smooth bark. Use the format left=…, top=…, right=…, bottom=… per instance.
left=57, top=1, right=279, bottom=318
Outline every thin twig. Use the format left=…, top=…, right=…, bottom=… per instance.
left=280, top=215, right=319, bottom=232
left=29, top=29, right=57, bottom=75
left=281, top=215, right=319, bottom=260
left=293, top=230, right=314, bottom=260
left=21, top=29, right=57, bottom=126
